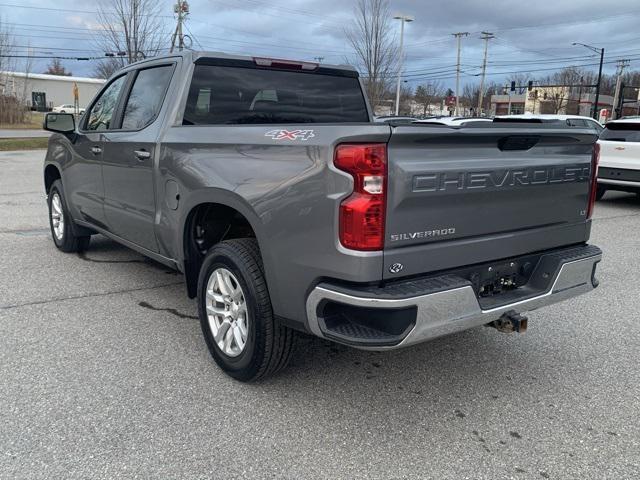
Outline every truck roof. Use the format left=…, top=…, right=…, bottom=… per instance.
left=125, top=50, right=359, bottom=75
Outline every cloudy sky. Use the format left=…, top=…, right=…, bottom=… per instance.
left=3, top=0, right=640, bottom=90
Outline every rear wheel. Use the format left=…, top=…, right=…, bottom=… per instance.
left=48, top=180, right=90, bottom=253
left=595, top=185, right=606, bottom=201
left=197, top=238, right=294, bottom=381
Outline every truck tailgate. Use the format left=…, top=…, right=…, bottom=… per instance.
left=383, top=124, right=597, bottom=279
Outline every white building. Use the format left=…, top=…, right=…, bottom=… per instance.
left=0, top=71, right=104, bottom=110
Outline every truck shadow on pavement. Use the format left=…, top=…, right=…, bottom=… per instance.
left=87, top=235, right=598, bottom=411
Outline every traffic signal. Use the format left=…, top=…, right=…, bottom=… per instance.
left=510, top=81, right=516, bottom=92
left=528, top=81, right=533, bottom=91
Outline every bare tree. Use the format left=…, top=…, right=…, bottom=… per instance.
left=462, top=83, right=479, bottom=114
left=535, top=68, right=585, bottom=114
left=399, top=83, right=413, bottom=115
left=44, top=58, right=73, bottom=76
left=93, top=58, right=122, bottom=79
left=93, top=0, right=165, bottom=77
left=414, top=81, right=444, bottom=116
left=345, top=0, right=398, bottom=113
left=0, top=17, right=15, bottom=76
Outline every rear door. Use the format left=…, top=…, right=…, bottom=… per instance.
left=383, top=124, right=597, bottom=279
left=101, top=63, right=176, bottom=252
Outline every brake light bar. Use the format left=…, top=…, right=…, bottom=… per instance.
left=334, top=144, right=387, bottom=251
left=253, top=57, right=318, bottom=71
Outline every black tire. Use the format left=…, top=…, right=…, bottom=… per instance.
left=595, top=185, right=606, bottom=201
left=197, top=238, right=294, bottom=381
left=48, top=179, right=90, bottom=253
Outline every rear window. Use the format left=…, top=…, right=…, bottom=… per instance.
left=182, top=64, right=369, bottom=125
left=600, top=123, right=640, bottom=142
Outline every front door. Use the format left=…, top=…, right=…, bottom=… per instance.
left=102, top=64, right=175, bottom=253
left=63, top=75, right=127, bottom=228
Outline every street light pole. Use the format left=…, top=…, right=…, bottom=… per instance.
left=394, top=14, right=413, bottom=116
left=594, top=47, right=605, bottom=119
left=572, top=42, right=604, bottom=120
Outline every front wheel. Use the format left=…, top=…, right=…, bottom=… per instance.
left=197, top=239, right=295, bottom=381
left=48, top=180, right=90, bottom=253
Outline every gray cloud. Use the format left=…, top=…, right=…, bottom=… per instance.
left=3, top=0, right=640, bottom=88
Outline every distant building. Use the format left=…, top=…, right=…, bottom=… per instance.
left=490, top=94, right=526, bottom=116
left=374, top=99, right=449, bottom=117
left=0, top=71, right=105, bottom=111
left=490, top=89, right=640, bottom=118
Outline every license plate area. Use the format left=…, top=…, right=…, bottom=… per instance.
left=463, top=257, right=539, bottom=299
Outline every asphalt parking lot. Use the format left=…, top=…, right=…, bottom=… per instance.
left=1, top=149, right=639, bottom=479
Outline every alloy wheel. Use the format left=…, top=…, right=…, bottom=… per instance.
left=51, top=193, right=65, bottom=240
left=205, top=267, right=249, bottom=357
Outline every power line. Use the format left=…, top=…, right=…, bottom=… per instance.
left=402, top=56, right=640, bottom=83
left=0, top=54, right=101, bottom=60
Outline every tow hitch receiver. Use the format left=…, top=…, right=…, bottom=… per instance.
left=487, top=310, right=528, bottom=333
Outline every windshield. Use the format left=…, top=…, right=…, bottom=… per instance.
left=600, top=123, right=640, bottom=142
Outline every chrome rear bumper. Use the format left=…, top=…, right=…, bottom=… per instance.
left=306, top=245, right=601, bottom=350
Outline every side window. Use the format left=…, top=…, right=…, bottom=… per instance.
left=588, top=120, right=604, bottom=134
left=86, top=76, right=126, bottom=131
left=121, top=65, right=174, bottom=130
left=566, top=119, right=587, bottom=127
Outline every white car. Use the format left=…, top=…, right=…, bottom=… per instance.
left=51, top=104, right=85, bottom=114
left=597, top=118, right=640, bottom=199
left=496, top=113, right=603, bottom=134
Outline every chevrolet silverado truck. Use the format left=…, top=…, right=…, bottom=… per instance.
left=42, top=51, right=602, bottom=381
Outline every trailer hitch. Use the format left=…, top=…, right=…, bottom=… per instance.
left=487, top=310, right=528, bottom=333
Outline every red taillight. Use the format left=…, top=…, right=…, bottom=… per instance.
left=587, top=142, right=600, bottom=219
left=334, top=143, right=387, bottom=251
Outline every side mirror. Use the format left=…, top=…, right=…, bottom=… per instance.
left=43, top=113, right=75, bottom=134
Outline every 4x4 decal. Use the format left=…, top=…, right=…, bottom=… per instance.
left=265, top=129, right=315, bottom=141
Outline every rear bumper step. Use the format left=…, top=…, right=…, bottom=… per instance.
left=306, top=244, right=602, bottom=350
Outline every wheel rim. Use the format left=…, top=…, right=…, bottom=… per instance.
left=205, top=267, right=249, bottom=357
left=51, top=193, right=64, bottom=240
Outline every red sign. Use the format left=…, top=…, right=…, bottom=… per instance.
left=445, top=95, right=456, bottom=106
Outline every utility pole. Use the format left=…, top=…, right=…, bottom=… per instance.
left=612, top=59, right=630, bottom=119
left=576, top=76, right=584, bottom=115
left=452, top=32, right=469, bottom=116
left=394, top=14, right=414, bottom=116
left=477, top=31, right=494, bottom=116
left=170, top=0, right=190, bottom=53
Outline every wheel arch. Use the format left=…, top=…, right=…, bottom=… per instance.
left=44, top=163, right=62, bottom=194
left=180, top=192, right=268, bottom=299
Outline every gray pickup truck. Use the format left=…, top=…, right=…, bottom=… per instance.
left=43, top=51, right=602, bottom=381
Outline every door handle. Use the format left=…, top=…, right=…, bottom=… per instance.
left=91, top=146, right=102, bottom=155
left=134, top=149, right=151, bottom=160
